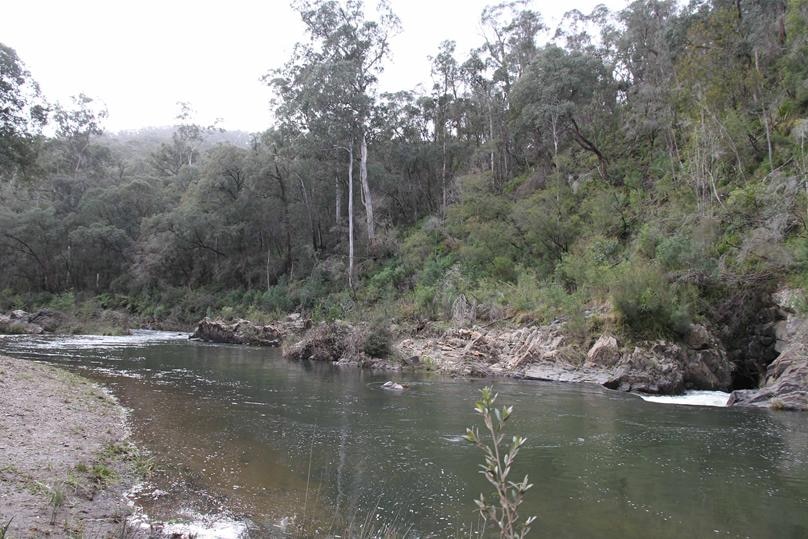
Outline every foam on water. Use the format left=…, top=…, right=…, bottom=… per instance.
left=2, top=330, right=189, bottom=351
left=127, top=508, right=248, bottom=539
left=639, top=390, right=731, bottom=407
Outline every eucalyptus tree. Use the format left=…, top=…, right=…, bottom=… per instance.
left=270, top=0, right=400, bottom=287
left=478, top=1, right=544, bottom=183
left=0, top=43, right=48, bottom=182
left=430, top=40, right=461, bottom=214
left=606, top=1, right=679, bottom=163
left=511, top=44, right=617, bottom=182
left=150, top=102, right=220, bottom=178
left=50, top=94, right=107, bottom=176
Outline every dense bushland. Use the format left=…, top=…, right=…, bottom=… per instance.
left=1, top=0, right=808, bottom=341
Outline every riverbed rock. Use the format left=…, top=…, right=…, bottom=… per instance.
left=190, top=317, right=282, bottom=346
left=584, top=335, right=620, bottom=368
left=397, top=320, right=731, bottom=393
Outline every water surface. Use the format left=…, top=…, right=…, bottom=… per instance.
left=1, top=332, right=806, bottom=538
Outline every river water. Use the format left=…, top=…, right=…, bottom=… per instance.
left=1, top=332, right=806, bottom=538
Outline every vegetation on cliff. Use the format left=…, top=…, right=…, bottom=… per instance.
left=2, top=1, right=808, bottom=388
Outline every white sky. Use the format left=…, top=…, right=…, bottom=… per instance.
left=2, top=0, right=624, bottom=133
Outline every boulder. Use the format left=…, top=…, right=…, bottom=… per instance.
left=9, top=309, right=30, bottom=320
left=28, top=309, right=68, bottom=333
left=584, top=335, right=620, bottom=368
left=683, top=325, right=733, bottom=390
left=280, top=313, right=311, bottom=334
left=685, top=324, right=711, bottom=350
left=0, top=312, right=44, bottom=335
left=605, top=342, right=686, bottom=394
left=190, top=318, right=281, bottom=346
left=684, top=347, right=733, bottom=390
left=605, top=334, right=732, bottom=395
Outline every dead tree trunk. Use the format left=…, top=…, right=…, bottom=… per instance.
left=359, top=131, right=375, bottom=245
left=347, top=141, right=355, bottom=290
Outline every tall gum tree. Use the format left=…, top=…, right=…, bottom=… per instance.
left=0, top=43, right=48, bottom=183
left=270, top=0, right=400, bottom=286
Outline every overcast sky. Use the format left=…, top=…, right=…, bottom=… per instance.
left=2, top=0, right=625, bottom=133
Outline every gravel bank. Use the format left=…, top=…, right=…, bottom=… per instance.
left=0, top=355, right=141, bottom=538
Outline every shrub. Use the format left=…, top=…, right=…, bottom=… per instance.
left=609, top=261, right=690, bottom=337
left=413, top=284, right=437, bottom=319
left=465, top=387, right=535, bottom=539
left=401, top=219, right=445, bottom=272
left=490, top=256, right=518, bottom=283
left=49, top=291, right=76, bottom=311
left=260, top=282, right=294, bottom=314
left=362, top=324, right=391, bottom=358
left=555, top=236, right=619, bottom=295
left=655, top=234, right=693, bottom=271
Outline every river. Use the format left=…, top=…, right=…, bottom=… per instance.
left=1, top=331, right=806, bottom=538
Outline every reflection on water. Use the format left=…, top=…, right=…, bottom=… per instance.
left=2, top=332, right=807, bottom=538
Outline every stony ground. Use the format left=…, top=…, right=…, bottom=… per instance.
left=0, top=355, right=142, bottom=538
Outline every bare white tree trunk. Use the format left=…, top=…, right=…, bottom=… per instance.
left=359, top=131, right=375, bottom=244
left=441, top=127, right=448, bottom=216
left=266, top=245, right=272, bottom=292
left=335, top=175, right=341, bottom=225
left=348, top=142, right=355, bottom=290
left=488, top=99, right=495, bottom=178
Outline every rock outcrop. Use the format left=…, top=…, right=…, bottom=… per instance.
left=729, top=289, right=808, bottom=411
left=190, top=318, right=283, bottom=346
left=190, top=313, right=311, bottom=347
left=584, top=335, right=620, bottom=368
left=398, top=322, right=732, bottom=395
left=398, top=323, right=580, bottom=378
left=603, top=335, right=731, bottom=394
left=0, top=310, right=44, bottom=335
left=27, top=308, right=68, bottom=332
left=283, top=321, right=400, bottom=369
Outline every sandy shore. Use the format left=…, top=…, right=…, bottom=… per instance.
left=0, top=355, right=141, bottom=538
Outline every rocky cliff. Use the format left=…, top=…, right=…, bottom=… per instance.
left=729, top=290, right=808, bottom=411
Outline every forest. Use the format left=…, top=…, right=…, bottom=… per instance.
left=1, top=0, right=807, bottom=357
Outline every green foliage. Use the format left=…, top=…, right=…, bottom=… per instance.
left=609, top=261, right=690, bottom=338
left=2, top=1, right=806, bottom=346
left=260, top=282, right=294, bottom=314
left=465, top=387, right=535, bottom=539
left=362, top=323, right=391, bottom=358
left=413, top=284, right=438, bottom=319
left=400, top=219, right=445, bottom=272
left=90, top=464, right=116, bottom=486
left=48, top=291, right=76, bottom=312
left=555, top=236, right=620, bottom=295
left=0, top=289, right=24, bottom=311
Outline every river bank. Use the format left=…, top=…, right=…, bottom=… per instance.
left=0, top=355, right=141, bottom=537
